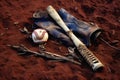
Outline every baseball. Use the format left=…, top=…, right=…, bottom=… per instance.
left=32, top=29, right=49, bottom=43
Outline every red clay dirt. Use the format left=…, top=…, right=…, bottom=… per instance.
left=0, top=0, right=120, bottom=80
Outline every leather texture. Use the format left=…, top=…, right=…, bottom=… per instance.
left=33, top=8, right=102, bottom=46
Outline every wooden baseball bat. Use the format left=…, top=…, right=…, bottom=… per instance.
left=46, top=5, right=104, bottom=71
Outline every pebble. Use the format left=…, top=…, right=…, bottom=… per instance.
left=111, top=40, right=119, bottom=45
left=111, top=30, right=115, bottom=35
left=118, top=19, right=120, bottom=23
left=74, top=7, right=78, bottom=12
left=14, top=21, right=19, bottom=26
left=0, top=33, right=4, bottom=36
left=5, top=28, right=8, bottom=30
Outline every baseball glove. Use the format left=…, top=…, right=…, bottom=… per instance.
left=33, top=11, right=73, bottom=46
left=58, top=8, right=102, bottom=46
left=33, top=8, right=102, bottom=46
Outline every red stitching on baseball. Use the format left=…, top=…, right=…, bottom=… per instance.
left=34, top=29, right=46, bottom=40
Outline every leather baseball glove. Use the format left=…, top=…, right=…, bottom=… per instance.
left=33, top=8, right=102, bottom=46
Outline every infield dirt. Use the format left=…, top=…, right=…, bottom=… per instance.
left=0, top=0, right=120, bottom=80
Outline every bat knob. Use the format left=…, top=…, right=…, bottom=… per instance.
left=92, top=62, right=104, bottom=71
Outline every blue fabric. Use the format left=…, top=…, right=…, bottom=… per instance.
left=34, top=16, right=73, bottom=46
left=58, top=8, right=101, bottom=46
left=33, top=8, right=102, bottom=46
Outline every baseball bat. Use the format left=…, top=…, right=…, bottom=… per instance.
left=46, top=5, right=104, bottom=71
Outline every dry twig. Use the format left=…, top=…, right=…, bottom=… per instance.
left=8, top=44, right=81, bottom=66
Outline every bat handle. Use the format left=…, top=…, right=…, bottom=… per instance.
left=77, top=45, right=104, bottom=71
left=68, top=31, right=104, bottom=71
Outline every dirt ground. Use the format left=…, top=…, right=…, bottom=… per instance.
left=0, top=0, right=120, bottom=80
